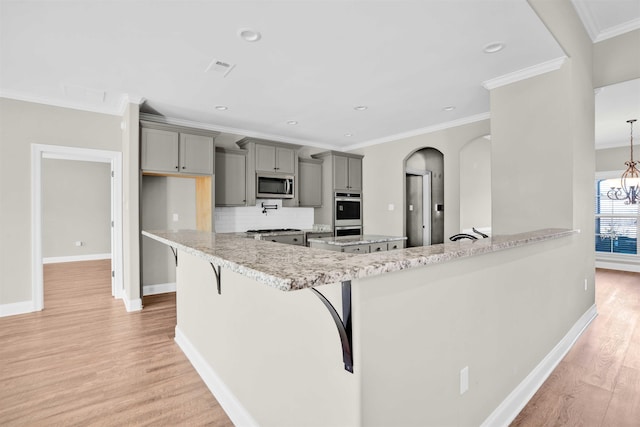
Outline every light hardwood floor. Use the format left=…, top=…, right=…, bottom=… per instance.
left=512, top=268, right=640, bottom=426
left=0, top=260, right=233, bottom=426
left=2, top=264, right=638, bottom=426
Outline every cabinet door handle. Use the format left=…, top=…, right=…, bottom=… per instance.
left=293, top=238, right=298, bottom=242
left=175, top=166, right=179, bottom=169
left=271, top=239, right=277, bottom=242
left=182, top=166, right=186, bottom=169
left=376, top=247, right=381, bottom=251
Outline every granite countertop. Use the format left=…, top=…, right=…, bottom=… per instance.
left=142, top=228, right=577, bottom=292
left=308, top=234, right=407, bottom=246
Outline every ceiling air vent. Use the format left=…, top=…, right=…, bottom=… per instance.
left=205, top=58, right=235, bottom=77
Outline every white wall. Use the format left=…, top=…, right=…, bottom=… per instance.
left=0, top=98, right=122, bottom=307
left=42, top=159, right=111, bottom=258
left=215, top=200, right=314, bottom=233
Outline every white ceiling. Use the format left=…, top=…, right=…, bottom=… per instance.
left=0, top=0, right=638, bottom=150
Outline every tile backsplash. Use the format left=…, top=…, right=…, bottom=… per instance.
left=215, top=199, right=315, bottom=232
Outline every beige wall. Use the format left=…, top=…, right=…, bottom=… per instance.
left=141, top=176, right=196, bottom=286
left=460, top=137, right=491, bottom=231
left=359, top=234, right=588, bottom=426
left=596, top=146, right=630, bottom=172
left=360, top=120, right=491, bottom=238
left=0, top=98, right=122, bottom=306
left=593, top=29, right=640, bottom=88
left=42, top=159, right=111, bottom=258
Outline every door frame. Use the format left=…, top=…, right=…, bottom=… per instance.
left=31, top=144, right=123, bottom=310
left=405, top=168, right=431, bottom=246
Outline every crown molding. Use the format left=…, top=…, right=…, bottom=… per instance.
left=138, top=113, right=338, bottom=150
left=482, top=57, right=567, bottom=90
left=571, top=0, right=600, bottom=42
left=1, top=90, right=144, bottom=117
left=341, top=112, right=491, bottom=151
left=571, top=0, right=640, bottom=43
left=594, top=17, right=640, bottom=43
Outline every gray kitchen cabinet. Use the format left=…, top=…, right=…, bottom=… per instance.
left=180, top=133, right=214, bottom=174
left=333, top=155, right=362, bottom=191
left=370, top=243, right=387, bottom=253
left=236, top=138, right=301, bottom=206
left=311, top=151, right=364, bottom=229
left=215, top=147, right=247, bottom=206
left=255, top=144, right=295, bottom=174
left=140, top=121, right=215, bottom=175
left=343, top=244, right=370, bottom=254
left=387, top=241, right=405, bottom=250
left=299, top=158, right=323, bottom=207
left=305, top=231, right=333, bottom=246
left=141, top=127, right=179, bottom=173
left=262, top=234, right=304, bottom=246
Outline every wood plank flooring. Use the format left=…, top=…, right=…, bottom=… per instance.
left=2, top=264, right=638, bottom=426
left=0, top=260, right=233, bottom=426
left=512, top=268, right=640, bottom=427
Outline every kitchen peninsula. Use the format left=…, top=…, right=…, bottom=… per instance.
left=142, top=228, right=582, bottom=426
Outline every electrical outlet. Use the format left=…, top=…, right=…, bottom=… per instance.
left=172, top=213, right=179, bottom=222
left=460, top=366, right=469, bottom=395
left=75, top=241, right=83, bottom=247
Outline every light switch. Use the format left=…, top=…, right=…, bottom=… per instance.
left=75, top=241, right=83, bottom=247
left=388, top=204, right=395, bottom=211
left=172, top=213, right=179, bottom=222
left=409, top=205, right=414, bottom=211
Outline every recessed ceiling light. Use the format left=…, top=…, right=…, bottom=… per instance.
left=354, top=106, right=368, bottom=111
left=286, top=120, right=298, bottom=125
left=215, top=105, right=228, bottom=111
left=238, top=28, right=261, bottom=42
left=483, top=42, right=505, bottom=54
left=345, top=133, right=353, bottom=137
left=443, top=106, right=455, bottom=111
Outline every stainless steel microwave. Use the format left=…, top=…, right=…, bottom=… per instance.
left=256, top=173, right=294, bottom=199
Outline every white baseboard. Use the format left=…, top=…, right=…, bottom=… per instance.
left=143, top=282, right=176, bottom=296
left=596, top=260, right=640, bottom=273
left=123, top=297, right=142, bottom=312
left=481, top=304, right=598, bottom=427
left=43, top=253, right=111, bottom=264
left=175, top=326, right=259, bottom=427
left=0, top=300, right=36, bottom=317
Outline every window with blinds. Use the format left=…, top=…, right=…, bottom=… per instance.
left=595, top=178, right=639, bottom=255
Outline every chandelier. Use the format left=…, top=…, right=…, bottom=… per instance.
left=607, top=119, right=639, bottom=205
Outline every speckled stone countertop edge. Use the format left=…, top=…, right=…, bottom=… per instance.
left=142, top=228, right=578, bottom=292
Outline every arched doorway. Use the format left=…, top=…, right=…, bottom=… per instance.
left=404, top=148, right=444, bottom=247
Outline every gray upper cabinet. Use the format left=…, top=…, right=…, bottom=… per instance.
left=299, top=158, right=322, bottom=207
left=333, top=154, right=362, bottom=191
left=236, top=138, right=301, bottom=206
left=141, top=128, right=180, bottom=173
left=215, top=148, right=247, bottom=206
left=255, top=144, right=296, bottom=174
left=347, top=157, right=362, bottom=191
left=180, top=133, right=214, bottom=174
left=140, top=121, right=216, bottom=175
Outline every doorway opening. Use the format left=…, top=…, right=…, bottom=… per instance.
left=404, top=148, right=444, bottom=247
left=31, top=144, right=123, bottom=311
